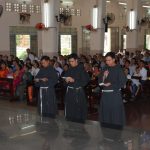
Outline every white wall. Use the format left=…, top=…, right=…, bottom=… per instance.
left=60, top=0, right=97, bottom=54
left=0, top=0, right=148, bottom=56
left=0, top=0, right=42, bottom=55
left=60, top=0, right=148, bottom=54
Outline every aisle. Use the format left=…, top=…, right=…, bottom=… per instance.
left=0, top=100, right=149, bottom=150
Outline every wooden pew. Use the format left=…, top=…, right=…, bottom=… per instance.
left=0, top=77, right=14, bottom=98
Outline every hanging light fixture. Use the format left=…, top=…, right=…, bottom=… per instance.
left=92, top=5, right=98, bottom=29
left=127, top=0, right=138, bottom=32
left=129, top=9, right=136, bottom=30
left=43, top=0, right=50, bottom=28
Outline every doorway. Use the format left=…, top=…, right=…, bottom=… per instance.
left=16, top=34, right=30, bottom=60
left=145, top=34, right=150, bottom=50
left=60, top=35, right=72, bottom=55
left=10, top=26, right=38, bottom=59
left=59, top=28, right=77, bottom=55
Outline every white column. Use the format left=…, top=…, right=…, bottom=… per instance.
left=137, top=3, right=145, bottom=49
left=41, top=0, right=59, bottom=57
left=126, top=0, right=140, bottom=52
left=90, top=0, right=106, bottom=55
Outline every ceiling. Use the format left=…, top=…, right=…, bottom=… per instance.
left=115, top=0, right=150, bottom=5
left=60, top=0, right=150, bottom=5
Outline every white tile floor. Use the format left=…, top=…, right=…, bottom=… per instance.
left=0, top=100, right=149, bottom=150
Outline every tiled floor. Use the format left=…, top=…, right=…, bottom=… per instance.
left=125, top=100, right=150, bottom=130
left=0, top=100, right=150, bottom=150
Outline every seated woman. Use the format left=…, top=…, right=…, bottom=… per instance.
left=61, top=64, right=69, bottom=77
left=7, top=66, right=14, bottom=78
left=0, top=62, right=10, bottom=90
left=92, top=64, right=101, bottom=80
left=31, top=60, right=40, bottom=78
left=12, top=63, right=24, bottom=96
left=84, top=63, right=93, bottom=78
left=16, top=64, right=33, bottom=101
left=92, top=64, right=100, bottom=84
left=0, top=62, right=9, bottom=78
left=91, top=64, right=100, bottom=92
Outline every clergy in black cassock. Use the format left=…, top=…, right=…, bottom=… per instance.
left=98, top=52, right=127, bottom=129
left=35, top=56, right=58, bottom=118
left=64, top=54, right=90, bottom=123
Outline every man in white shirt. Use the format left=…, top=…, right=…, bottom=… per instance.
left=31, top=60, right=40, bottom=77
left=54, top=62, right=63, bottom=76
left=26, top=48, right=35, bottom=63
left=124, top=60, right=134, bottom=76
left=129, top=58, right=136, bottom=76
left=143, top=52, right=150, bottom=63
left=139, top=60, right=147, bottom=85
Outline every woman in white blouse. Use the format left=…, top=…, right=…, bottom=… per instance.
left=31, top=60, right=40, bottom=77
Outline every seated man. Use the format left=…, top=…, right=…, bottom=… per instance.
left=131, top=67, right=142, bottom=97
left=122, top=68, right=132, bottom=102
left=139, top=60, right=147, bottom=86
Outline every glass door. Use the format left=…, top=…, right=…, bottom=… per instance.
left=16, top=34, right=30, bottom=60
left=145, top=34, right=150, bottom=50
left=60, top=35, right=72, bottom=55
left=123, top=35, right=127, bottom=50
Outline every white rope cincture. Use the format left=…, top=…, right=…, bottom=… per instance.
left=40, top=87, right=48, bottom=122
left=102, top=90, right=114, bottom=93
left=65, top=86, right=82, bottom=117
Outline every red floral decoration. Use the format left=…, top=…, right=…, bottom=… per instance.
left=35, top=23, right=45, bottom=30
left=85, top=24, right=96, bottom=31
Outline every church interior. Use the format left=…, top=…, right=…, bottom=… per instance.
left=0, top=0, right=150, bottom=149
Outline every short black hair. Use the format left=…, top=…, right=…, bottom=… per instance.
left=125, top=51, right=130, bottom=56
left=8, top=65, right=13, bottom=70
left=18, top=64, right=23, bottom=70
left=41, top=56, right=50, bottom=61
left=26, top=58, right=31, bottom=62
left=20, top=60, right=24, bottom=66
left=124, top=67, right=129, bottom=72
left=125, top=59, right=130, bottom=64
left=105, top=52, right=116, bottom=59
left=131, top=58, right=136, bottom=61
left=33, top=60, right=39, bottom=67
left=140, top=60, right=145, bottom=64
left=68, top=53, right=78, bottom=60
left=64, top=64, right=69, bottom=68
left=25, top=64, right=32, bottom=70
left=1, top=62, right=7, bottom=66
left=53, top=56, right=57, bottom=59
